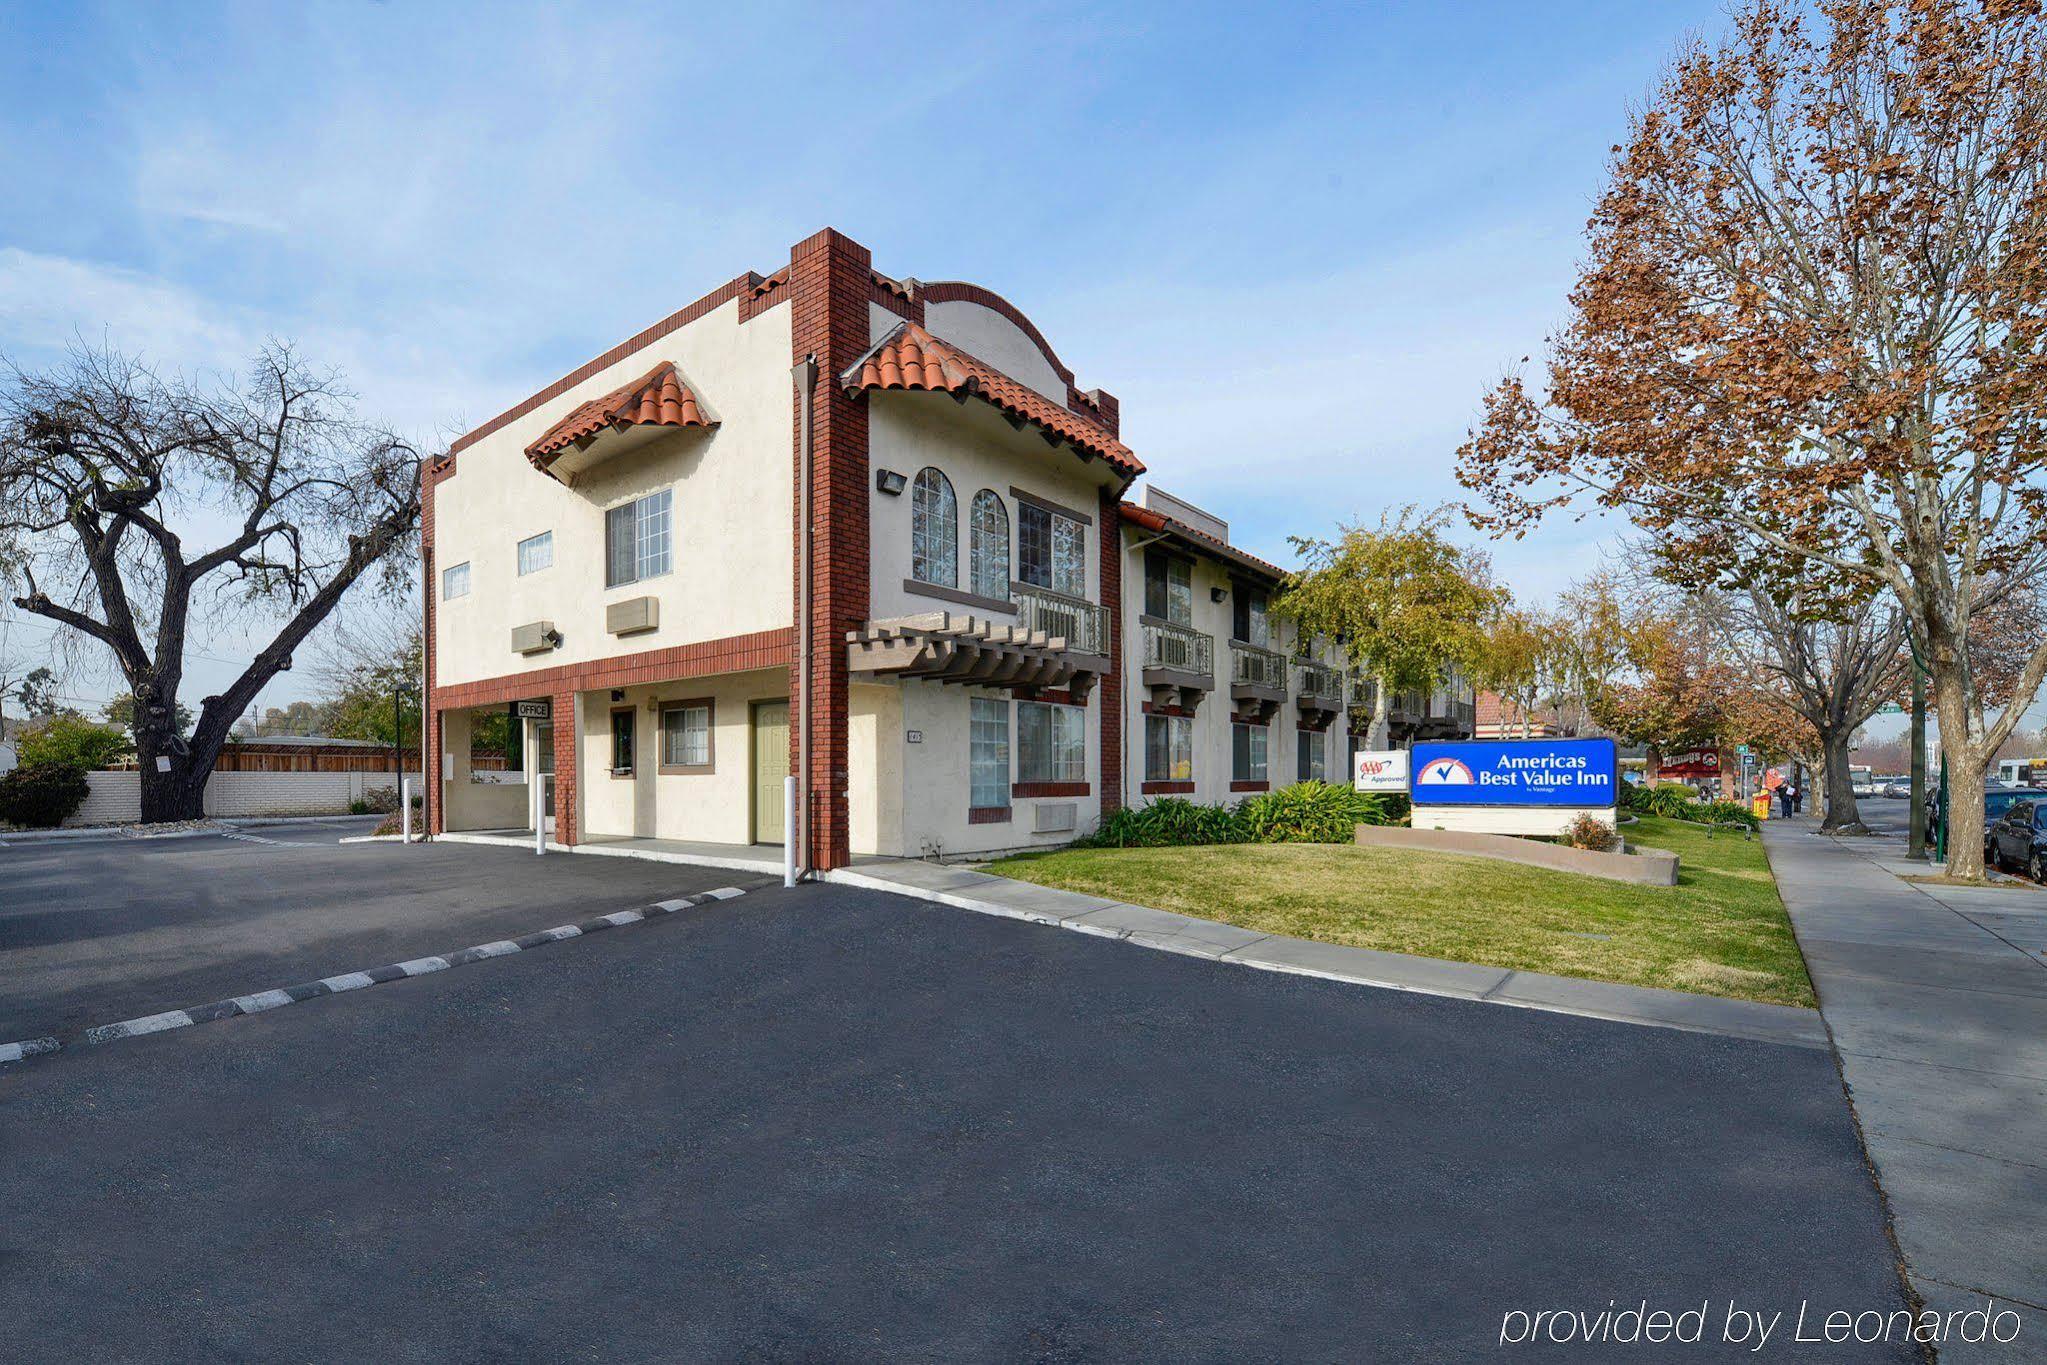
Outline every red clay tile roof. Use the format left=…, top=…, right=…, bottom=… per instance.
left=842, top=323, right=1143, bottom=480
left=525, top=361, right=714, bottom=472
left=1120, top=502, right=1288, bottom=583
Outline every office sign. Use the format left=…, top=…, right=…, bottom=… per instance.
left=1353, top=750, right=1409, bottom=792
left=1410, top=738, right=1619, bottom=809
left=511, top=699, right=551, bottom=721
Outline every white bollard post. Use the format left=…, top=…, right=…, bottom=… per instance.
left=535, top=774, right=547, bottom=857
left=401, top=777, right=414, bottom=844
left=783, top=775, right=797, bottom=887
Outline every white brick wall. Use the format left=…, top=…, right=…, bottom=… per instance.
left=9, top=769, right=425, bottom=828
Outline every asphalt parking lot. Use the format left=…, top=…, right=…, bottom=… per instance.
left=1, top=837, right=1915, bottom=1360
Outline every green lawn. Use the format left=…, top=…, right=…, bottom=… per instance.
left=983, top=816, right=1814, bottom=1008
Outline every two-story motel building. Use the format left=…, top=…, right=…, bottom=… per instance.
left=425, top=229, right=1384, bottom=873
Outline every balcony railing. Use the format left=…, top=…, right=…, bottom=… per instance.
left=1142, top=619, right=1214, bottom=677
left=1295, top=659, right=1344, bottom=704
left=1231, top=641, right=1290, bottom=692
left=1350, top=677, right=1379, bottom=712
left=1012, top=584, right=1106, bottom=657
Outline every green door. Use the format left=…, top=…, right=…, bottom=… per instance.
left=751, top=700, right=790, bottom=844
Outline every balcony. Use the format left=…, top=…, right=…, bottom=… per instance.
left=1230, top=641, right=1288, bottom=720
left=1011, top=584, right=1109, bottom=669
left=1141, top=619, right=1214, bottom=709
left=1294, top=659, right=1345, bottom=718
left=1349, top=676, right=1379, bottom=714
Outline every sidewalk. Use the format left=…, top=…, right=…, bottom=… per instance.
left=1762, top=821, right=2047, bottom=1350
left=827, top=856, right=1827, bottom=1049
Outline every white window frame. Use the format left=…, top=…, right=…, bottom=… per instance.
left=969, top=696, right=1010, bottom=810
left=910, top=467, right=958, bottom=587
left=605, top=489, right=673, bottom=589
left=1144, top=712, right=1194, bottom=783
left=517, top=531, right=553, bottom=576
left=1019, top=501, right=1085, bottom=598
left=1018, top=700, right=1086, bottom=785
left=660, top=703, right=712, bottom=771
left=968, top=489, right=1010, bottom=602
left=441, top=561, right=470, bottom=601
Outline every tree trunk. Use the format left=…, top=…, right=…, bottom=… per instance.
left=132, top=716, right=217, bottom=824
left=1819, top=731, right=1866, bottom=834
left=1368, top=675, right=1392, bottom=749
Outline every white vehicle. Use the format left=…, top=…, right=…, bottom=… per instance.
left=1849, top=765, right=1877, bottom=798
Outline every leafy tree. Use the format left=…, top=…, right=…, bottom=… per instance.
left=17, top=713, right=130, bottom=771
left=1460, top=0, right=2047, bottom=877
left=1274, top=505, right=1509, bottom=748
left=17, top=665, right=65, bottom=718
left=316, top=624, right=422, bottom=747
left=1, top=344, right=422, bottom=822
left=1468, top=606, right=1560, bottom=739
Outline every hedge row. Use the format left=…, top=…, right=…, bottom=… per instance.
left=1621, top=781, right=1760, bottom=830
left=1078, top=781, right=1409, bottom=849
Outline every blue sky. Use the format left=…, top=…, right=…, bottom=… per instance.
left=1, top=0, right=1744, bottom=720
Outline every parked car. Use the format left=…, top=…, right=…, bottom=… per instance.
left=1881, top=780, right=1911, bottom=799
left=1987, top=799, right=2047, bottom=882
left=1930, top=785, right=2047, bottom=856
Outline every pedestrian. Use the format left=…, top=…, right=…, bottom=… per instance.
left=1791, top=783, right=1803, bottom=814
left=1778, top=784, right=1794, bottom=819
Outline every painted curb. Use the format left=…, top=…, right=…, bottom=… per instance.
left=2, top=883, right=759, bottom=1066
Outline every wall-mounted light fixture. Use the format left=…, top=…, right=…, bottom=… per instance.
left=875, top=468, right=908, bottom=496
left=610, top=689, right=626, bottom=703
left=1210, top=586, right=1228, bottom=603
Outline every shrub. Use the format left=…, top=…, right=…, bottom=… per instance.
left=17, top=715, right=130, bottom=771
left=373, top=813, right=402, bottom=837
left=0, top=761, right=92, bottom=828
left=1561, top=812, right=1621, bottom=852
left=1083, top=797, right=1247, bottom=849
left=1237, top=781, right=1405, bottom=843
left=348, top=798, right=373, bottom=815
left=361, top=785, right=423, bottom=815
left=1619, top=782, right=1758, bottom=830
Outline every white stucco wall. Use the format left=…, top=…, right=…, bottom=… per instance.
left=923, top=299, right=1067, bottom=404
left=432, top=298, right=794, bottom=690
left=439, top=707, right=529, bottom=831
left=866, top=393, right=1114, bottom=625
left=575, top=668, right=789, bottom=845
left=32, top=769, right=424, bottom=827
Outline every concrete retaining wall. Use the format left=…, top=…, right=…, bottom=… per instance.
left=1355, top=823, right=1679, bottom=886
left=40, top=769, right=423, bottom=828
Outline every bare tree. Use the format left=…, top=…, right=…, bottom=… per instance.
left=1461, top=0, right=2047, bottom=876
left=0, top=343, right=422, bottom=821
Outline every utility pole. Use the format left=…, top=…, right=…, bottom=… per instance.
left=1908, top=655, right=1928, bottom=860
left=392, top=681, right=402, bottom=794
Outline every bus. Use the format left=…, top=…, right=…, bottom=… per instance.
left=1849, top=765, right=1876, bottom=797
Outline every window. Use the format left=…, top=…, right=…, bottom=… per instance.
left=517, top=531, right=553, bottom=576
left=660, top=702, right=713, bottom=772
left=1018, top=502, right=1085, bottom=597
left=911, top=467, right=958, bottom=586
left=605, top=489, right=673, bottom=588
left=970, top=697, right=1010, bottom=809
left=969, top=490, right=1010, bottom=601
left=1017, top=700, right=1086, bottom=784
left=441, top=561, right=470, bottom=601
left=610, top=709, right=635, bottom=775
left=1232, top=721, right=1269, bottom=783
left=1145, top=713, right=1194, bottom=782
left=1143, top=550, right=1193, bottom=624
left=1297, top=729, right=1327, bottom=782
left=1233, top=584, right=1270, bottom=647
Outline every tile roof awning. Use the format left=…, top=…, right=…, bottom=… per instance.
left=846, top=612, right=1100, bottom=696
left=525, top=361, right=715, bottom=482
left=841, top=323, right=1142, bottom=481
left=1120, top=503, right=1287, bottom=584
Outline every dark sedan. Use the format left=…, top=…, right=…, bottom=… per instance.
left=1987, top=798, right=2047, bottom=882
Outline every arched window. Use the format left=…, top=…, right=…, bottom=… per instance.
left=969, top=489, right=1009, bottom=601
left=911, top=468, right=958, bottom=586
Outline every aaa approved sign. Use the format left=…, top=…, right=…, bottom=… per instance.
left=1353, top=750, right=1409, bottom=792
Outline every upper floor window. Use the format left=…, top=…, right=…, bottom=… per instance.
left=969, top=490, right=1009, bottom=601
left=1143, top=550, right=1192, bottom=625
left=441, top=561, right=471, bottom=601
left=1019, top=501, right=1085, bottom=598
left=606, top=489, right=672, bottom=588
left=1234, top=584, right=1270, bottom=648
left=517, top=531, right=553, bottom=576
left=911, top=467, right=957, bottom=586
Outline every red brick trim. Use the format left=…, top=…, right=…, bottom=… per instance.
left=1230, top=780, right=1269, bottom=793
left=967, top=806, right=1012, bottom=825
left=1141, top=780, right=1194, bottom=795
left=1141, top=700, right=1194, bottom=718
left=919, top=280, right=1075, bottom=386
left=1013, top=781, right=1089, bottom=798
left=432, top=629, right=793, bottom=712
left=1097, top=486, right=1124, bottom=815
left=551, top=689, right=579, bottom=846
left=448, top=269, right=787, bottom=458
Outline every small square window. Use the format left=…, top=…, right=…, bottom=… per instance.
left=660, top=702, right=714, bottom=772
left=517, top=531, right=553, bottom=576
left=441, top=561, right=470, bottom=600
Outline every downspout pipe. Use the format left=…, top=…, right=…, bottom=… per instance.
left=793, top=355, right=818, bottom=881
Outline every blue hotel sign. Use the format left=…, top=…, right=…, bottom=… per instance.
left=1409, top=738, right=1620, bottom=808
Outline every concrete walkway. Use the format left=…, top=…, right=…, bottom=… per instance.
left=827, top=856, right=1828, bottom=1050
left=1762, top=821, right=2047, bottom=1353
